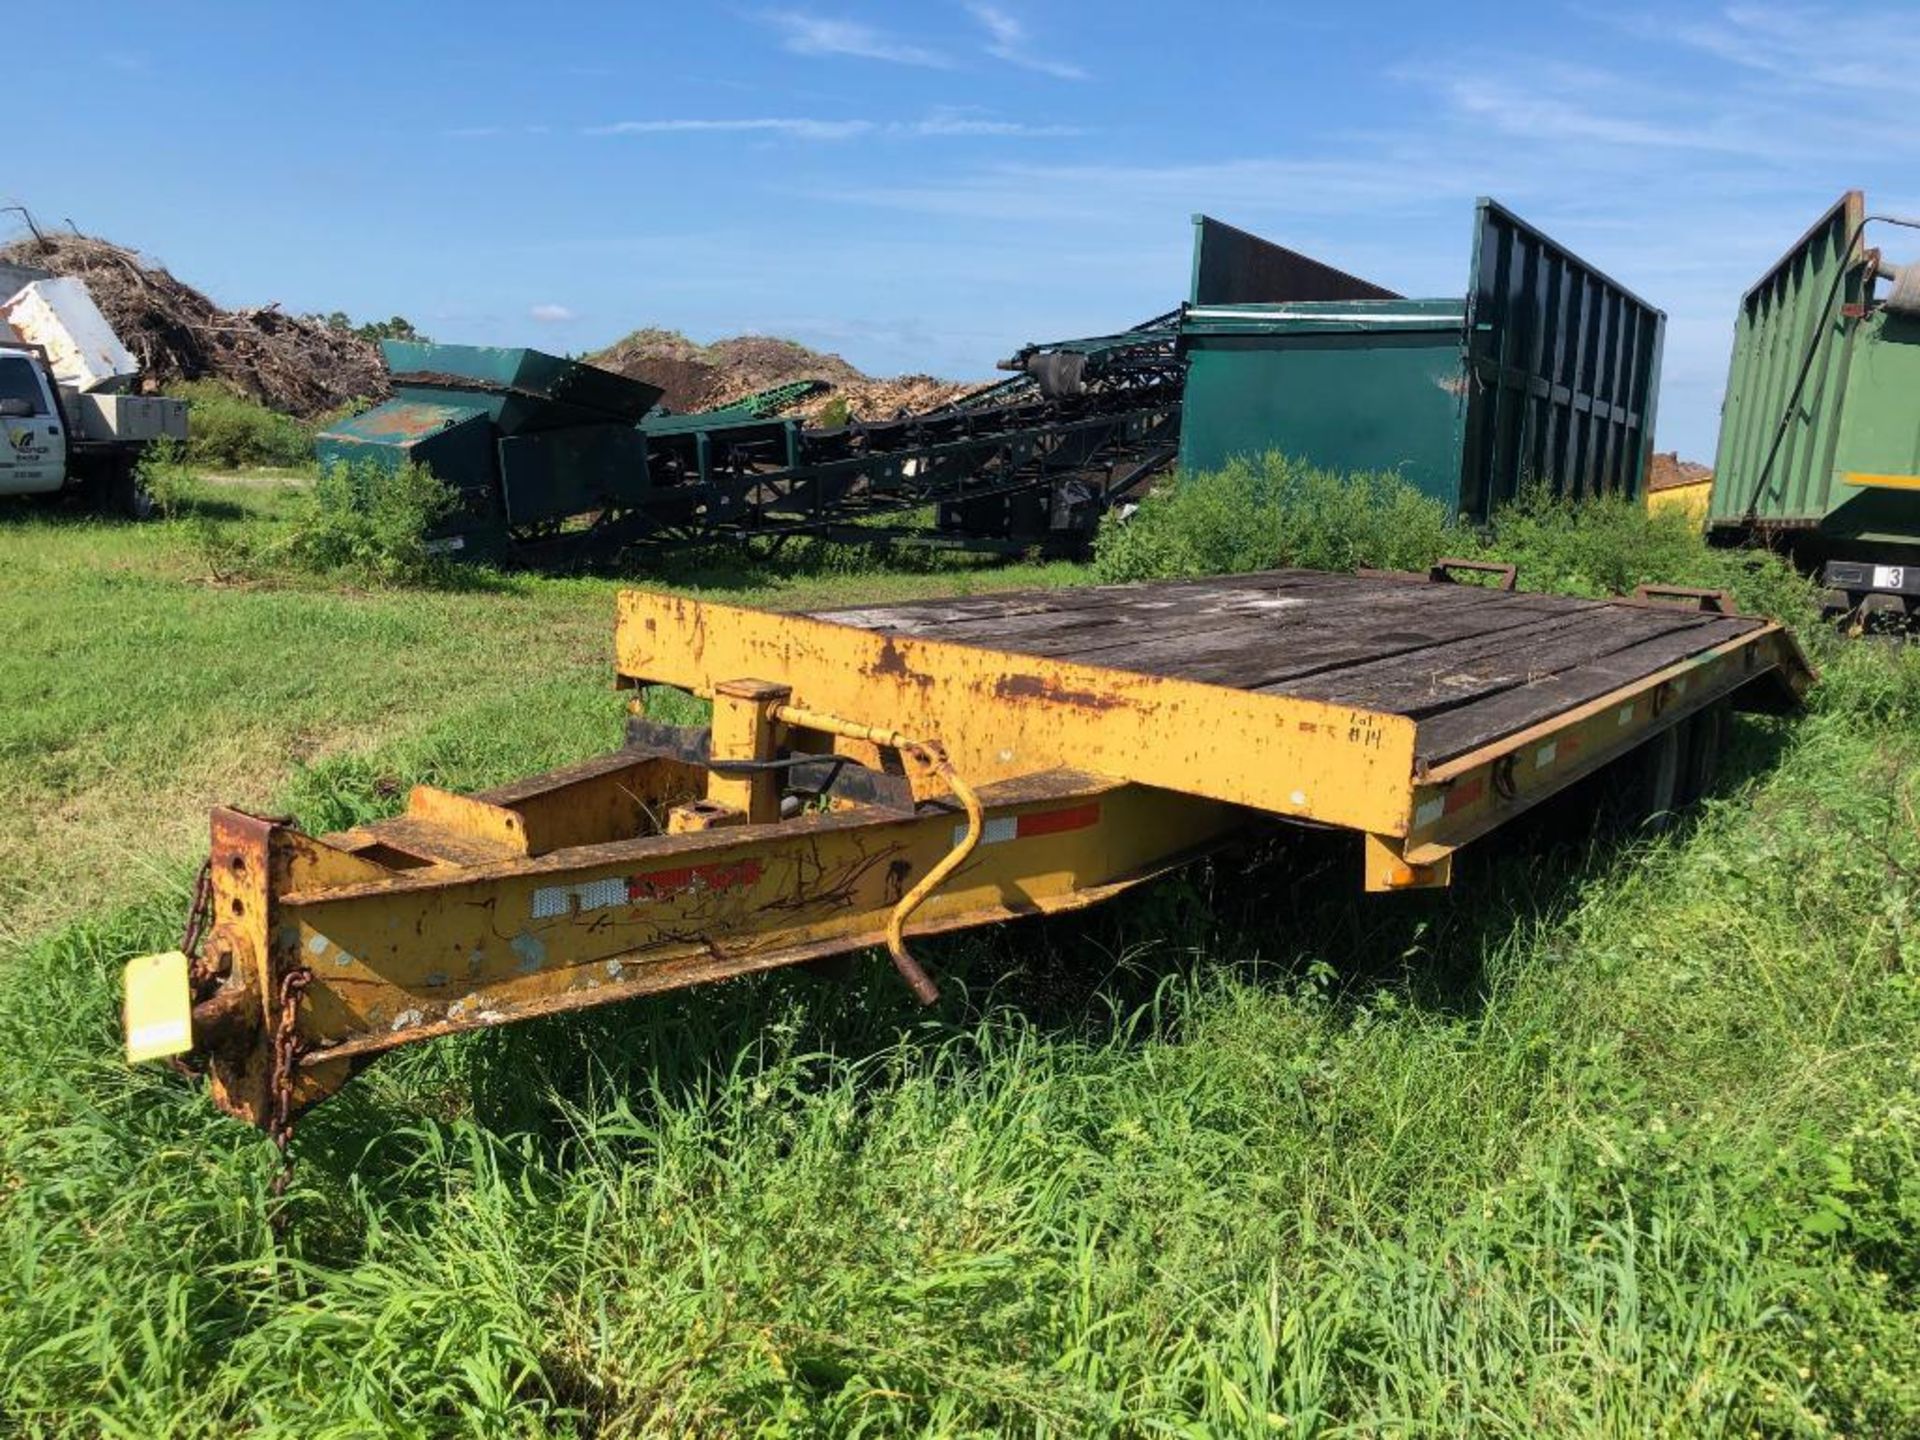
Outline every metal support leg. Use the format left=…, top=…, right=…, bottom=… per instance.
left=707, top=679, right=792, bottom=823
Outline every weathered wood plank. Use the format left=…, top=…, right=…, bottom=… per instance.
left=818, top=572, right=1596, bottom=679
left=810, top=569, right=1368, bottom=636
left=1412, top=617, right=1761, bottom=763
left=1266, top=606, right=1718, bottom=715
left=1033, top=587, right=1582, bottom=687
left=893, top=586, right=1551, bottom=671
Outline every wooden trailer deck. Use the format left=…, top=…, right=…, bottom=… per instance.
left=805, top=569, right=1777, bottom=768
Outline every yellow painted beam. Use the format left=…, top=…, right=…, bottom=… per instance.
left=615, top=590, right=1421, bottom=835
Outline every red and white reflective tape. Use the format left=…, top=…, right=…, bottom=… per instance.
left=954, top=802, right=1100, bottom=848
left=531, top=858, right=764, bottom=919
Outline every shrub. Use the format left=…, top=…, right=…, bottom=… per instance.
left=1092, top=452, right=1465, bottom=583
left=282, top=459, right=454, bottom=585
left=1482, top=490, right=1820, bottom=628
left=133, top=437, right=198, bottom=518
left=1093, top=457, right=1821, bottom=630
left=176, top=380, right=314, bottom=470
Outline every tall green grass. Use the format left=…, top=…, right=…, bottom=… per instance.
left=4, top=461, right=1914, bottom=1434
left=3, top=649, right=1918, bottom=1434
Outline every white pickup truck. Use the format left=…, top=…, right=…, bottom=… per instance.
left=0, top=274, right=187, bottom=517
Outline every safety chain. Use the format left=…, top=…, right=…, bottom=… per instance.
left=164, top=858, right=218, bottom=1082
left=267, top=966, right=311, bottom=1202
left=180, top=857, right=214, bottom=982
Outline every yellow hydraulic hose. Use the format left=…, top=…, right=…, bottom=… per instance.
left=771, top=704, right=981, bottom=1004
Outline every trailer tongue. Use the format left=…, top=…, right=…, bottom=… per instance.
left=126, top=569, right=1810, bottom=1134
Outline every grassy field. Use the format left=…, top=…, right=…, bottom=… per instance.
left=0, top=477, right=1076, bottom=945
left=3, top=477, right=1919, bottom=1435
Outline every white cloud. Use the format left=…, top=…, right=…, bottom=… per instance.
left=906, top=109, right=1084, bottom=138
left=585, top=117, right=874, bottom=141
left=966, top=3, right=1087, bottom=80
left=1656, top=2, right=1920, bottom=98
left=580, top=112, right=1083, bottom=143
left=764, top=12, right=951, bottom=67
left=827, top=153, right=1492, bottom=229
left=1441, top=75, right=1775, bottom=156
left=529, top=303, right=576, bottom=322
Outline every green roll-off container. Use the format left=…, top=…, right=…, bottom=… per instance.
left=1707, top=192, right=1920, bottom=614
left=1178, top=199, right=1665, bottom=523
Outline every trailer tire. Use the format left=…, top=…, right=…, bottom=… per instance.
left=1675, top=701, right=1730, bottom=808
left=1603, top=722, right=1683, bottom=834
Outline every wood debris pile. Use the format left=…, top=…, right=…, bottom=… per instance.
left=0, top=231, right=387, bottom=418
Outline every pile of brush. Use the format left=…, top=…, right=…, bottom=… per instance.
left=0, top=229, right=387, bottom=417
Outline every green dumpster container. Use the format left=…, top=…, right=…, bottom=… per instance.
left=1177, top=199, right=1665, bottom=523
left=1707, top=191, right=1920, bottom=611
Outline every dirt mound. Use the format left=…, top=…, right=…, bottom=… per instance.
left=589, top=327, right=978, bottom=421
left=1646, top=451, right=1712, bottom=492
left=789, top=374, right=981, bottom=423
left=0, top=230, right=387, bottom=418
left=588, top=328, right=720, bottom=410
left=589, top=327, right=864, bottom=412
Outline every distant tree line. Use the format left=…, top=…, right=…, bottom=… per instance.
left=308, top=312, right=431, bottom=344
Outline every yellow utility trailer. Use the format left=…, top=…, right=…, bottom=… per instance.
left=129, top=567, right=1809, bottom=1137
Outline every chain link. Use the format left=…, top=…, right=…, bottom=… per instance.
left=267, top=966, right=311, bottom=1203
left=180, top=856, right=213, bottom=981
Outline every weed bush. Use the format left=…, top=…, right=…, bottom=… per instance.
left=132, top=436, right=198, bottom=518
left=1482, top=490, right=1821, bottom=627
left=1094, top=455, right=1821, bottom=628
left=175, top=380, right=315, bottom=470
left=1094, top=453, right=1465, bottom=582
left=281, top=460, right=455, bottom=585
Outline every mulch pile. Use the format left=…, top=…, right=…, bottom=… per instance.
left=0, top=231, right=387, bottom=418
left=590, top=327, right=980, bottom=421
left=2, top=227, right=986, bottom=425
left=1645, top=451, right=1713, bottom=492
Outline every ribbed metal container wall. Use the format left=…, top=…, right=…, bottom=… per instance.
left=1707, top=191, right=1920, bottom=565
left=1708, top=194, right=1865, bottom=531
left=1460, top=200, right=1664, bottom=517
left=1176, top=200, right=1665, bottom=524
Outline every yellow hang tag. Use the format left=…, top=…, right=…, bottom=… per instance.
left=124, top=950, right=193, bottom=1062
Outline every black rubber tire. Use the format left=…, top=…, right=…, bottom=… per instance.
left=1675, top=702, right=1731, bottom=809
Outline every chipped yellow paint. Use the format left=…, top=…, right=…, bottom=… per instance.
left=145, top=585, right=1813, bottom=1131
left=615, top=589, right=1420, bottom=835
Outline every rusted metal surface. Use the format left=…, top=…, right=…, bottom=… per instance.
left=1188, top=214, right=1399, bottom=306
left=131, top=571, right=1813, bottom=1134
left=616, top=587, right=1422, bottom=834
left=162, top=755, right=1236, bottom=1129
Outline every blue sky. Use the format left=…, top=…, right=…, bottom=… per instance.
left=16, top=2, right=1919, bottom=457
